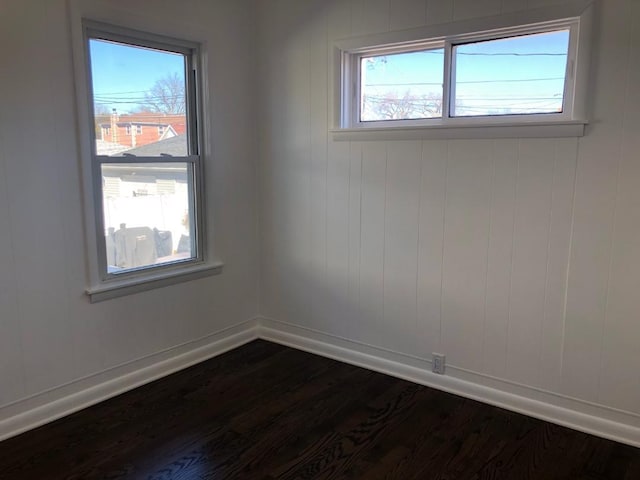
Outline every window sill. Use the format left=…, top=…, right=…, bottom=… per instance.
left=331, top=120, right=587, bottom=142
left=86, top=261, right=224, bottom=303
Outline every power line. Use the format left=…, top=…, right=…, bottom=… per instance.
left=365, top=95, right=562, bottom=101
left=94, top=95, right=184, bottom=101
left=94, top=96, right=185, bottom=106
left=93, top=89, right=153, bottom=95
left=367, top=51, right=567, bottom=60
left=364, top=76, right=564, bottom=87
left=458, top=52, right=565, bottom=56
left=410, top=51, right=566, bottom=56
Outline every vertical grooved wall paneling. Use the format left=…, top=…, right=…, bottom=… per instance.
left=561, top=0, right=632, bottom=404
left=257, top=0, right=640, bottom=421
left=597, top=0, right=640, bottom=414
left=0, top=0, right=260, bottom=412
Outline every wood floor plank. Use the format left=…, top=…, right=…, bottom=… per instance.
left=0, top=340, right=638, bottom=479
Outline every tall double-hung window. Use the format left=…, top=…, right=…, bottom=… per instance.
left=79, top=22, right=214, bottom=301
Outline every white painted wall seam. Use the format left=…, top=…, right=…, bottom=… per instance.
left=538, top=141, right=558, bottom=388
left=504, top=139, right=521, bottom=375
left=415, top=141, right=425, bottom=355
left=437, top=140, right=449, bottom=353
left=481, top=141, right=497, bottom=373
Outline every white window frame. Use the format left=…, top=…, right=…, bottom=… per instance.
left=331, top=0, right=594, bottom=140
left=73, top=19, right=222, bottom=302
left=347, top=40, right=446, bottom=127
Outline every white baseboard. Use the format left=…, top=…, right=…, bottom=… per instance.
left=3, top=316, right=639, bottom=448
left=0, top=320, right=259, bottom=442
left=257, top=317, right=640, bottom=448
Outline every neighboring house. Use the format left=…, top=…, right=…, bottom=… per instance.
left=102, top=135, right=190, bottom=198
left=102, top=134, right=191, bottom=268
left=95, top=139, right=129, bottom=156
left=114, top=134, right=188, bottom=157
left=99, top=110, right=186, bottom=149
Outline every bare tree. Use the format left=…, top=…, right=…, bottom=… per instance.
left=416, top=92, right=443, bottom=117
left=93, top=103, right=112, bottom=138
left=94, top=102, right=111, bottom=116
left=363, top=90, right=442, bottom=121
left=141, top=72, right=185, bottom=114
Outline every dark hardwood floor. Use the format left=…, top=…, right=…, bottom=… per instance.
left=1, top=340, right=638, bottom=479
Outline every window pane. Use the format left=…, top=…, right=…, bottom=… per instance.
left=89, top=39, right=188, bottom=156
left=102, top=163, right=194, bottom=273
left=360, top=48, right=444, bottom=122
left=452, top=30, right=570, bottom=117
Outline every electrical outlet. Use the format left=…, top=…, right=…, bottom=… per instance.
left=432, top=353, right=446, bottom=375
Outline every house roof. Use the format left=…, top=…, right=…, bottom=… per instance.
left=116, top=134, right=188, bottom=157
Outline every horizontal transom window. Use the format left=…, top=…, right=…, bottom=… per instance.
left=337, top=12, right=590, bottom=134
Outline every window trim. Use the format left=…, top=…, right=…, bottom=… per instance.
left=73, top=19, right=220, bottom=301
left=330, top=0, right=594, bottom=140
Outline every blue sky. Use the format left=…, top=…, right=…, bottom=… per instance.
left=89, top=39, right=185, bottom=114
left=90, top=29, right=569, bottom=119
left=361, top=29, right=570, bottom=119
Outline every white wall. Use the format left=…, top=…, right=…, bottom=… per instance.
left=0, top=0, right=258, bottom=416
left=2, top=0, right=639, bottom=445
left=257, top=0, right=640, bottom=431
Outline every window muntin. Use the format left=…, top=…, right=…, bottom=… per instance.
left=86, top=25, right=202, bottom=279
left=342, top=19, right=580, bottom=129
left=451, top=30, right=570, bottom=117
